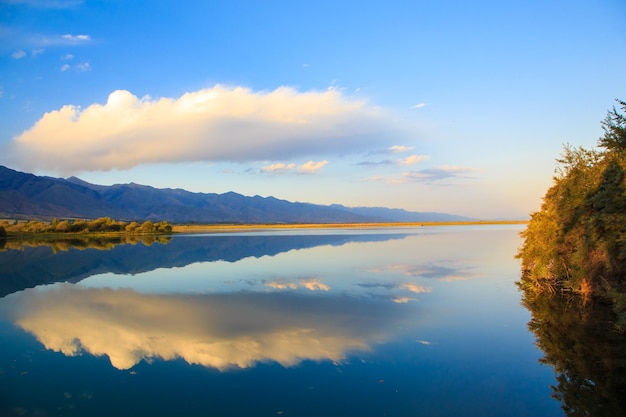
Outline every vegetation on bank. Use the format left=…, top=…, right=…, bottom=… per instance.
left=0, top=217, right=172, bottom=237
left=517, top=100, right=626, bottom=325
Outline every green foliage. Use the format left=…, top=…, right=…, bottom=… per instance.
left=599, top=99, right=626, bottom=152
left=518, top=101, right=626, bottom=308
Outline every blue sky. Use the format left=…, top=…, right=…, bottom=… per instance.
left=1, top=0, right=625, bottom=219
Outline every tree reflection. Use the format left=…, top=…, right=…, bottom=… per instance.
left=0, top=234, right=172, bottom=252
left=519, top=287, right=626, bottom=416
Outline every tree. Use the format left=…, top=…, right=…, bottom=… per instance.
left=518, top=101, right=626, bottom=300
left=599, top=99, right=626, bottom=151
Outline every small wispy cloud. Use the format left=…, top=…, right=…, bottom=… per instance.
left=75, top=61, right=91, bottom=71
left=61, top=33, right=91, bottom=42
left=261, top=160, right=328, bottom=175
left=365, top=165, right=474, bottom=184
left=390, top=145, right=414, bottom=153
left=401, top=165, right=474, bottom=183
left=11, top=49, right=26, bottom=59
left=358, top=154, right=427, bottom=167
left=398, top=154, right=427, bottom=166
left=261, top=162, right=296, bottom=174
left=399, top=282, right=430, bottom=294
left=33, top=33, right=92, bottom=47
left=368, top=145, right=414, bottom=156
left=411, top=103, right=427, bottom=109
left=60, top=61, right=91, bottom=72
left=61, top=53, right=74, bottom=60
left=356, top=159, right=394, bottom=167
left=297, top=160, right=328, bottom=174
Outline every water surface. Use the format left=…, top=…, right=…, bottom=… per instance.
left=1, top=225, right=564, bottom=416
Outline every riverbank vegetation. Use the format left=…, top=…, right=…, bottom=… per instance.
left=517, top=100, right=626, bottom=327
left=0, top=217, right=172, bottom=237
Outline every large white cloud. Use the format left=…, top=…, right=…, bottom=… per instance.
left=5, top=85, right=405, bottom=175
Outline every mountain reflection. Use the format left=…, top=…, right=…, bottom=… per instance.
left=0, top=233, right=405, bottom=297
left=519, top=288, right=626, bottom=416
left=1, top=283, right=418, bottom=371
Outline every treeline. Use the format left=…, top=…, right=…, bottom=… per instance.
left=0, top=217, right=172, bottom=236
left=517, top=100, right=626, bottom=322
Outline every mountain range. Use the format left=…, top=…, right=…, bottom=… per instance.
left=0, top=165, right=472, bottom=223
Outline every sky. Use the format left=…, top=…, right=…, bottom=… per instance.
left=1, top=0, right=625, bottom=219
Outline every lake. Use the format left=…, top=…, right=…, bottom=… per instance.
left=0, top=224, right=601, bottom=416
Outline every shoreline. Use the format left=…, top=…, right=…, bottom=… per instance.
left=1, top=220, right=529, bottom=238
left=171, top=220, right=529, bottom=234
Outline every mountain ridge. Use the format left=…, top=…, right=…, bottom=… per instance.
left=0, top=165, right=473, bottom=223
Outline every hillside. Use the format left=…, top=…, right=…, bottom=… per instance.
left=0, top=165, right=473, bottom=223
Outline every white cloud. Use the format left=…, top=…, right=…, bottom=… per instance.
left=399, top=282, right=430, bottom=294
left=398, top=154, right=427, bottom=166
left=11, top=49, right=26, bottom=59
left=261, top=162, right=296, bottom=173
left=61, top=53, right=74, bottom=60
left=61, top=33, right=91, bottom=42
left=262, top=160, right=328, bottom=175
left=411, top=103, right=426, bottom=109
left=75, top=61, right=91, bottom=71
left=60, top=63, right=70, bottom=71
left=5, top=85, right=403, bottom=175
left=389, top=145, right=413, bottom=153
left=297, top=160, right=328, bottom=174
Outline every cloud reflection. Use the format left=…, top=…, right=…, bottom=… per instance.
left=2, top=284, right=415, bottom=370
left=368, top=263, right=474, bottom=282
left=264, top=277, right=330, bottom=291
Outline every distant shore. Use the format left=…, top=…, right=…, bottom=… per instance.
left=1, top=219, right=529, bottom=239
left=172, top=220, right=529, bottom=234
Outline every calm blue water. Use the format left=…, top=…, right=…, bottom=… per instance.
left=0, top=225, right=563, bottom=416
